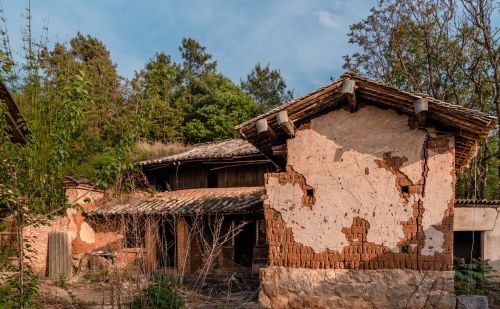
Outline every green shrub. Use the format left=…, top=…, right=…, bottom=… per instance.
left=83, top=270, right=110, bottom=283
left=131, top=275, right=184, bottom=309
left=454, top=257, right=500, bottom=295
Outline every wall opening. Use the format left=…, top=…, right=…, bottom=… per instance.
left=454, top=231, right=481, bottom=263
left=306, top=188, right=314, bottom=198
left=207, top=169, right=218, bottom=188
left=234, top=220, right=256, bottom=267
left=157, top=219, right=176, bottom=268
left=124, top=218, right=145, bottom=248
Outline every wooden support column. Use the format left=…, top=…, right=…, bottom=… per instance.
left=414, top=97, right=428, bottom=127
left=256, top=118, right=279, bottom=144
left=342, top=79, right=357, bottom=112
left=176, top=217, right=190, bottom=274
left=144, top=218, right=158, bottom=272
left=276, top=110, right=295, bottom=137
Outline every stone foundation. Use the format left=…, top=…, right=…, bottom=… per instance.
left=259, top=267, right=455, bottom=309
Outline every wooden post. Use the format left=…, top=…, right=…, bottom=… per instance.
left=342, top=79, right=357, bottom=112
left=276, top=110, right=295, bottom=137
left=414, top=98, right=428, bottom=127
left=256, top=118, right=279, bottom=144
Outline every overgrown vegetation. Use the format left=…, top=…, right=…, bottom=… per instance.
left=132, top=141, right=191, bottom=162
left=131, top=275, right=185, bottom=309
left=0, top=0, right=497, bottom=307
left=453, top=257, right=500, bottom=296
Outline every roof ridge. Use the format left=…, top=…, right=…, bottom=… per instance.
left=135, top=138, right=258, bottom=166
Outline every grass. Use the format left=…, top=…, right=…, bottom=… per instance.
left=132, top=140, right=191, bottom=162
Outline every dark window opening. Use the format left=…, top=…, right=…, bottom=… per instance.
left=401, top=186, right=409, bottom=193
left=234, top=220, right=256, bottom=267
left=157, top=219, right=176, bottom=268
left=124, top=220, right=145, bottom=248
left=454, top=231, right=481, bottom=263
left=306, top=188, right=314, bottom=197
left=208, top=169, right=218, bottom=188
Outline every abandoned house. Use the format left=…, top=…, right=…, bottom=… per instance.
left=236, top=72, right=497, bottom=309
left=80, top=139, right=276, bottom=278
left=13, top=71, right=500, bottom=308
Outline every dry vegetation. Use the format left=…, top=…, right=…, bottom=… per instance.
left=132, top=141, right=192, bottom=162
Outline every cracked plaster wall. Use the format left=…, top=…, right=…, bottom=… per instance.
left=264, top=105, right=454, bottom=266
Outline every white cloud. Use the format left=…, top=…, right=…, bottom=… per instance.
left=317, top=10, right=340, bottom=29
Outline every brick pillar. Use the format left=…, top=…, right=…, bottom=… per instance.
left=176, top=217, right=190, bottom=274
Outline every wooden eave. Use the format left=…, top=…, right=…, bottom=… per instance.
left=0, top=81, right=28, bottom=144
left=141, top=153, right=272, bottom=171
left=236, top=72, right=497, bottom=171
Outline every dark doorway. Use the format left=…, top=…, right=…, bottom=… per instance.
left=234, top=220, right=256, bottom=267
left=157, top=219, right=176, bottom=268
left=208, top=169, right=218, bottom=188
left=454, top=231, right=481, bottom=263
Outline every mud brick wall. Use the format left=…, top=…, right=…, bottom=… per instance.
left=263, top=106, right=455, bottom=271
left=23, top=186, right=125, bottom=275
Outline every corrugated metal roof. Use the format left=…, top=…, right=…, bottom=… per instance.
left=136, top=139, right=261, bottom=167
left=455, top=199, right=500, bottom=207
left=86, top=187, right=265, bottom=216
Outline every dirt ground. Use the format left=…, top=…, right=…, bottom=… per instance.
left=38, top=275, right=264, bottom=308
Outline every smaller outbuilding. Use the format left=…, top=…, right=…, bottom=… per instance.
left=454, top=199, right=500, bottom=273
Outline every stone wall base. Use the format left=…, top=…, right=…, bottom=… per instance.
left=259, top=267, right=455, bottom=309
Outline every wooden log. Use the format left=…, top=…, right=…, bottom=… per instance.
left=276, top=110, right=296, bottom=137
left=414, top=97, right=428, bottom=127
left=342, top=79, right=357, bottom=111
left=256, top=118, right=279, bottom=144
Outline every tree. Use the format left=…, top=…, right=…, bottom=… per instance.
left=175, top=38, right=257, bottom=143
left=241, top=63, right=293, bottom=113
left=129, top=52, right=184, bottom=142
left=344, top=0, right=499, bottom=199
left=179, top=37, right=216, bottom=80
left=183, top=74, right=256, bottom=142
left=39, top=33, right=136, bottom=187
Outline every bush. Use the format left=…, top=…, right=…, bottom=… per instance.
left=454, top=257, right=500, bottom=295
left=131, top=275, right=184, bottom=309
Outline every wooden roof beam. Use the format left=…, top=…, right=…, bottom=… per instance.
left=342, top=79, right=357, bottom=112
left=272, top=144, right=287, bottom=157
left=276, top=110, right=296, bottom=137
left=256, top=118, right=280, bottom=145
left=414, top=97, right=428, bottom=128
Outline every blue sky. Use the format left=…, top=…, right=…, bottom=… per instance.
left=2, top=0, right=377, bottom=96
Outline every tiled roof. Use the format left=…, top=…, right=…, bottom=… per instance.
left=236, top=72, right=497, bottom=170
left=86, top=187, right=265, bottom=216
left=136, top=139, right=261, bottom=167
left=455, top=199, right=500, bottom=207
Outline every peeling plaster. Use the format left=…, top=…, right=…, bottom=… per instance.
left=421, top=136, right=454, bottom=255
left=265, top=106, right=454, bottom=255
left=66, top=208, right=77, bottom=241
left=422, top=226, right=444, bottom=255
left=79, top=222, right=96, bottom=244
